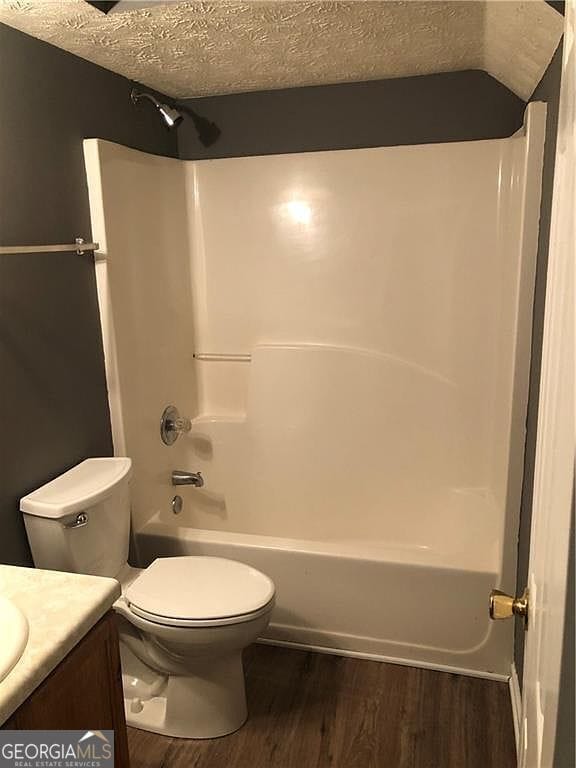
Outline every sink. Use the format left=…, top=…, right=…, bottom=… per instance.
left=0, top=596, right=28, bottom=683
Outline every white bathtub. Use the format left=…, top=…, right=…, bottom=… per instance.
left=135, top=517, right=510, bottom=680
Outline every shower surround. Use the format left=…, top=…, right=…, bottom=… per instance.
left=84, top=103, right=545, bottom=678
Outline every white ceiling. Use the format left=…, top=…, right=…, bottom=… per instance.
left=0, top=1, right=563, bottom=100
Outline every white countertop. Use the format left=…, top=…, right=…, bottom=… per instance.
left=0, top=565, right=120, bottom=724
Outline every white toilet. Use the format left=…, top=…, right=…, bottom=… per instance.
left=20, top=457, right=275, bottom=739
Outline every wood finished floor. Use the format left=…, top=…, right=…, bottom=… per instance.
left=127, top=644, right=516, bottom=768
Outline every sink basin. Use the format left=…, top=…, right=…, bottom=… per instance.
left=0, top=596, right=28, bottom=683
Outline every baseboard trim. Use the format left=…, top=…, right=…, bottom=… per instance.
left=256, top=637, right=509, bottom=681
left=509, top=662, right=522, bottom=761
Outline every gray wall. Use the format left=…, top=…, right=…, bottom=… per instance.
left=0, top=23, right=178, bottom=566
left=178, top=70, right=525, bottom=158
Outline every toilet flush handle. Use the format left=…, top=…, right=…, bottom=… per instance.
left=63, top=512, right=89, bottom=529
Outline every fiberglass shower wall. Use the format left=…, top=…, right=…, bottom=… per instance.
left=84, top=103, right=545, bottom=674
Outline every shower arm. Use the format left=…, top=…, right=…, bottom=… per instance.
left=131, top=90, right=160, bottom=109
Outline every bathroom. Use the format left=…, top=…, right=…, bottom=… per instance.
left=0, top=1, right=573, bottom=766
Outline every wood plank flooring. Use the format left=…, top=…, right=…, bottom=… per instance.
left=127, top=644, right=517, bottom=768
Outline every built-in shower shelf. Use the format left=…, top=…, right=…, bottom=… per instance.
left=191, top=414, right=246, bottom=426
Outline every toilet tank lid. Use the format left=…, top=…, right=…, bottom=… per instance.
left=20, top=458, right=132, bottom=519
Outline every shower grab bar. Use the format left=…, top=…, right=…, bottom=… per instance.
left=193, top=353, right=252, bottom=362
left=0, top=238, right=99, bottom=256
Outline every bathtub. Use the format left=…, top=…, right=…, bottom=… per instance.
left=87, top=119, right=547, bottom=685
left=135, top=517, right=510, bottom=680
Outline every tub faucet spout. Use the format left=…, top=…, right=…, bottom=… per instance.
left=171, top=470, right=204, bottom=488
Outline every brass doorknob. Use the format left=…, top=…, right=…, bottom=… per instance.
left=489, top=588, right=529, bottom=628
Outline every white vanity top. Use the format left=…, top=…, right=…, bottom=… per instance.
left=0, top=565, right=120, bottom=724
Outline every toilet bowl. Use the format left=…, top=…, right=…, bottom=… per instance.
left=114, top=557, right=274, bottom=738
left=19, top=457, right=275, bottom=739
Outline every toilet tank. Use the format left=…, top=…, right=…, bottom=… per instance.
left=20, top=458, right=132, bottom=578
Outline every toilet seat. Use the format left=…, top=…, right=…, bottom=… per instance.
left=124, top=556, right=275, bottom=628
left=126, top=599, right=274, bottom=628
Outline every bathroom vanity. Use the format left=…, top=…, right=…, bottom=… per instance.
left=0, top=565, right=129, bottom=767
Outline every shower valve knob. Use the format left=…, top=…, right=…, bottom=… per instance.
left=171, top=416, right=192, bottom=433
left=160, top=405, right=191, bottom=446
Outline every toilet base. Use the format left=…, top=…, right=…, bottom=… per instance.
left=123, top=651, right=248, bottom=739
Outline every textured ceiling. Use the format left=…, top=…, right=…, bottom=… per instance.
left=0, top=1, right=563, bottom=100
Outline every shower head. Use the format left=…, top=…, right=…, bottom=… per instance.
left=130, top=88, right=221, bottom=147
left=131, top=89, right=183, bottom=129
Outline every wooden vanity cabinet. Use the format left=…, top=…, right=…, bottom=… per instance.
left=2, top=611, right=130, bottom=767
